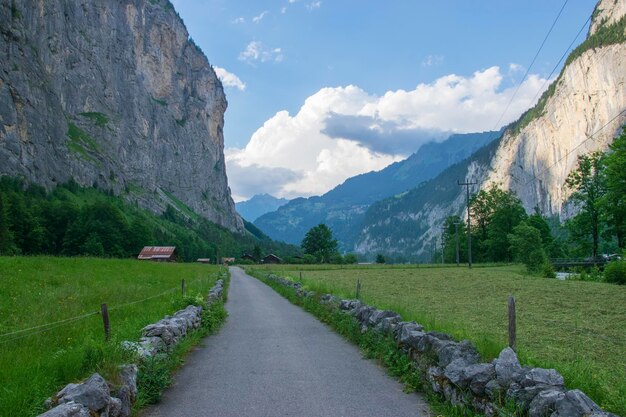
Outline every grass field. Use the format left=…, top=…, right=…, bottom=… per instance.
left=0, top=256, right=222, bottom=417
left=249, top=264, right=626, bottom=416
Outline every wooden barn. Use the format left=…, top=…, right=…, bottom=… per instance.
left=241, top=253, right=257, bottom=262
left=138, top=246, right=177, bottom=262
left=262, top=254, right=282, bottom=264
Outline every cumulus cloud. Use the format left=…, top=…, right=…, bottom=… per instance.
left=213, top=66, right=246, bottom=91
left=226, top=66, right=549, bottom=200
left=307, top=1, right=321, bottom=10
left=232, top=16, right=245, bottom=24
left=252, top=11, right=268, bottom=23
left=238, top=41, right=284, bottom=64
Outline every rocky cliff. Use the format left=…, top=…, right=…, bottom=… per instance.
left=0, top=0, right=244, bottom=232
left=355, top=0, right=626, bottom=260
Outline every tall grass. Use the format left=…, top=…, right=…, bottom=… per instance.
left=0, top=256, right=221, bottom=417
left=251, top=264, right=626, bottom=416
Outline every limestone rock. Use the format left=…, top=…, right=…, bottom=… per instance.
left=528, top=389, right=564, bottom=417
left=37, top=402, right=90, bottom=417
left=494, top=347, right=522, bottom=388
left=118, top=364, right=138, bottom=401
left=551, top=389, right=602, bottom=417
left=55, top=373, right=110, bottom=413
left=0, top=0, right=243, bottom=232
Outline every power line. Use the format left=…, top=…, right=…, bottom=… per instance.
left=524, top=14, right=592, bottom=114
left=492, top=0, right=570, bottom=132
left=519, top=108, right=626, bottom=187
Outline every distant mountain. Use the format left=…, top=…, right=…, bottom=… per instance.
left=254, top=131, right=498, bottom=247
left=236, top=194, right=290, bottom=222
left=354, top=1, right=626, bottom=261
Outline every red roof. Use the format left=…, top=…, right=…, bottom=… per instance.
left=138, top=246, right=176, bottom=260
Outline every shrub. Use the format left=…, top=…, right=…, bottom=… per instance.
left=542, top=263, right=556, bottom=279
left=604, top=261, right=626, bottom=285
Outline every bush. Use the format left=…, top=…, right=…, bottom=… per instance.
left=542, top=263, right=556, bottom=279
left=604, top=261, right=626, bottom=285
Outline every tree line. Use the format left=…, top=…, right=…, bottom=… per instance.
left=0, top=178, right=299, bottom=262
left=440, top=127, right=626, bottom=282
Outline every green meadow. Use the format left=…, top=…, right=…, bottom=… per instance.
left=0, top=256, right=222, bottom=417
left=250, top=264, right=626, bottom=416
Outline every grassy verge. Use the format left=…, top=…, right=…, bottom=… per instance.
left=250, top=264, right=626, bottom=416
left=0, top=256, right=224, bottom=417
left=134, top=275, right=228, bottom=410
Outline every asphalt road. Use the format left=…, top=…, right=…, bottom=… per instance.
left=141, top=267, right=431, bottom=417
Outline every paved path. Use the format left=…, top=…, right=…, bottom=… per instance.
left=142, top=267, right=430, bottom=417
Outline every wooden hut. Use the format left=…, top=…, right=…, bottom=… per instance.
left=262, top=254, right=282, bottom=264
left=138, top=246, right=177, bottom=262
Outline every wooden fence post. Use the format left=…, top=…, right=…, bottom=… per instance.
left=101, top=303, right=110, bottom=342
left=182, top=279, right=186, bottom=297
left=355, top=279, right=361, bottom=300
left=299, top=271, right=302, bottom=282
left=508, top=295, right=516, bottom=352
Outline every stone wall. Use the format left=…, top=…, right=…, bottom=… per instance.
left=38, top=278, right=225, bottom=417
left=264, top=273, right=619, bottom=417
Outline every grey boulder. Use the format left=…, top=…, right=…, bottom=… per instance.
left=38, top=402, right=90, bottom=417
left=55, top=373, right=110, bottom=413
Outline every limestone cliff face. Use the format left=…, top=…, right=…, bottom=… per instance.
left=0, top=0, right=244, bottom=232
left=590, top=0, right=626, bottom=35
left=482, top=5, right=626, bottom=216
left=354, top=0, right=626, bottom=260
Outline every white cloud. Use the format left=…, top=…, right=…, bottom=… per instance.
left=226, top=66, right=549, bottom=200
left=213, top=66, right=246, bottom=91
left=281, top=6, right=287, bottom=14
left=232, top=16, right=245, bottom=24
left=238, top=41, right=284, bottom=64
left=422, top=54, right=444, bottom=67
left=252, top=11, right=268, bottom=23
left=306, top=1, right=321, bottom=10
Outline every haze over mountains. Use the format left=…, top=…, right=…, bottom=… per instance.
left=254, top=131, right=498, bottom=248
left=236, top=194, right=289, bottom=222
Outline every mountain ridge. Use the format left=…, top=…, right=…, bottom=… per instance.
left=236, top=193, right=290, bottom=222
left=254, top=131, right=498, bottom=247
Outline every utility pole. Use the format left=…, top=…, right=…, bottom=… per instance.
left=454, top=221, right=460, bottom=266
left=458, top=179, right=477, bottom=268
left=440, top=225, right=446, bottom=264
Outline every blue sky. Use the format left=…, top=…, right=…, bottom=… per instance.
left=171, top=0, right=597, bottom=201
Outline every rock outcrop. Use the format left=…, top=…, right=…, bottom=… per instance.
left=0, top=0, right=243, bottom=232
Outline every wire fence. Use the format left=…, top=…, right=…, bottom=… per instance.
left=0, top=275, right=213, bottom=346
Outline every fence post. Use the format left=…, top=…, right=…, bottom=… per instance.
left=355, top=279, right=361, bottom=300
left=182, top=279, right=186, bottom=297
left=299, top=271, right=302, bottom=282
left=101, top=303, right=110, bottom=342
left=508, top=295, right=516, bottom=352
